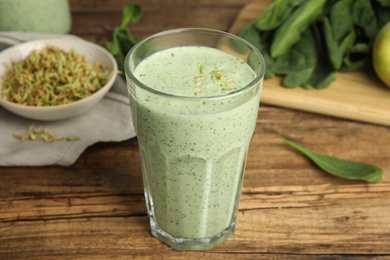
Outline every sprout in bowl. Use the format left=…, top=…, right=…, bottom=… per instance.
left=0, top=38, right=117, bottom=121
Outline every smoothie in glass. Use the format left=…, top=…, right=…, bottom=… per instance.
left=125, top=28, right=264, bottom=250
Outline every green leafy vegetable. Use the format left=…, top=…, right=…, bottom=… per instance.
left=237, top=0, right=390, bottom=89
left=120, top=4, right=142, bottom=29
left=237, top=23, right=263, bottom=52
left=286, top=140, right=383, bottom=183
left=352, top=0, right=378, bottom=40
left=255, top=0, right=295, bottom=31
left=329, top=0, right=354, bottom=42
left=378, top=0, right=390, bottom=7
left=270, top=0, right=327, bottom=58
left=106, top=4, right=142, bottom=77
left=323, top=17, right=343, bottom=70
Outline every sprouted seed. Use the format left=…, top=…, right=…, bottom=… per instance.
left=13, top=123, right=80, bottom=143
left=1, top=46, right=113, bottom=106
left=193, top=65, right=236, bottom=95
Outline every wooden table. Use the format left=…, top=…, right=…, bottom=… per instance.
left=1, top=0, right=390, bottom=258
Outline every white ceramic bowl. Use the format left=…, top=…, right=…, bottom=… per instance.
left=0, top=38, right=117, bottom=121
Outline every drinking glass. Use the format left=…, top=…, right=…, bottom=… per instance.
left=125, top=28, right=265, bottom=250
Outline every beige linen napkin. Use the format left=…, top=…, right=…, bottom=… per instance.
left=0, top=32, right=136, bottom=166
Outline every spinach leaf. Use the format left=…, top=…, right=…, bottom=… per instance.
left=304, top=25, right=336, bottom=90
left=329, top=0, right=354, bottom=42
left=283, top=68, right=312, bottom=88
left=270, top=0, right=326, bottom=58
left=255, top=0, right=294, bottom=30
left=352, top=0, right=379, bottom=40
left=323, top=17, right=343, bottom=70
left=262, top=51, right=276, bottom=79
left=120, top=4, right=142, bottom=29
left=373, top=1, right=390, bottom=28
left=106, top=29, right=125, bottom=73
left=376, top=0, right=390, bottom=8
left=303, top=65, right=335, bottom=89
left=286, top=140, right=383, bottom=183
left=339, top=30, right=356, bottom=56
left=280, top=28, right=317, bottom=87
left=272, top=50, right=306, bottom=75
left=289, top=0, right=307, bottom=6
left=106, top=4, right=142, bottom=77
left=237, top=23, right=264, bottom=52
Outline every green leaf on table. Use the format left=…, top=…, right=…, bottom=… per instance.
left=286, top=140, right=383, bottom=183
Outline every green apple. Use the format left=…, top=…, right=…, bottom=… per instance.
left=373, top=21, right=390, bottom=88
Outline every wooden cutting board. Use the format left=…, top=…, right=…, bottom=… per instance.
left=229, top=0, right=390, bottom=127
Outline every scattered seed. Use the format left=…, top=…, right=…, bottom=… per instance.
left=13, top=123, right=80, bottom=143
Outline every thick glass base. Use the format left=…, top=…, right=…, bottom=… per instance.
left=150, top=218, right=236, bottom=250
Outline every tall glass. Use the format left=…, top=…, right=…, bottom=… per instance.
left=125, top=28, right=264, bottom=250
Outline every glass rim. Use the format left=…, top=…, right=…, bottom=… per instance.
left=124, top=28, right=265, bottom=101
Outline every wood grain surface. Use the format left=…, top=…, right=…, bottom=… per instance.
left=1, top=0, right=390, bottom=259
left=230, top=0, right=390, bottom=127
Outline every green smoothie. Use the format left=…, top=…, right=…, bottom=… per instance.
left=0, top=0, right=71, bottom=33
left=129, top=46, right=261, bottom=241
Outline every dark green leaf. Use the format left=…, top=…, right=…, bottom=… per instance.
left=323, top=17, right=343, bottom=70
left=352, top=0, right=379, bottom=40
left=373, top=4, right=390, bottom=28
left=329, top=0, right=354, bottom=41
left=270, top=0, right=326, bottom=58
left=262, top=51, right=276, bottom=79
left=272, top=49, right=307, bottom=75
left=281, top=28, right=317, bottom=87
left=339, top=30, right=356, bottom=56
left=106, top=5, right=142, bottom=78
left=283, top=69, right=312, bottom=88
left=341, top=54, right=370, bottom=72
left=117, top=30, right=135, bottom=53
left=304, top=59, right=336, bottom=89
left=376, top=0, right=390, bottom=7
left=117, top=29, right=141, bottom=54
left=255, top=0, right=294, bottom=30
left=349, top=43, right=370, bottom=53
left=286, top=140, right=383, bottom=183
left=106, top=35, right=125, bottom=73
left=289, top=0, right=306, bottom=6
left=304, top=71, right=336, bottom=89
left=120, top=4, right=142, bottom=29
left=237, top=23, right=264, bottom=52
